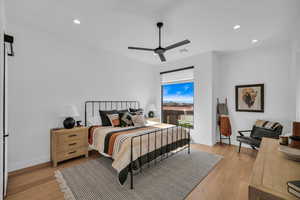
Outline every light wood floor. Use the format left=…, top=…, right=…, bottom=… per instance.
left=5, top=144, right=257, bottom=200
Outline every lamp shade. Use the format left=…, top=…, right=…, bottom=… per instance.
left=61, top=105, right=80, bottom=117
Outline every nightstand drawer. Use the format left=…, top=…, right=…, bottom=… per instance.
left=57, top=147, right=86, bottom=161
left=57, top=139, right=86, bottom=152
left=58, top=131, right=86, bottom=144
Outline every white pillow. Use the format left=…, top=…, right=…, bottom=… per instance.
left=107, top=113, right=121, bottom=127
left=87, top=116, right=102, bottom=126
left=131, top=114, right=146, bottom=127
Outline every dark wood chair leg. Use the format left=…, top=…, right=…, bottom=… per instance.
left=229, top=136, right=231, bottom=145
left=251, top=145, right=257, bottom=150
left=238, top=142, right=242, bottom=153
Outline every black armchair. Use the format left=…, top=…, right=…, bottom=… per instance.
left=237, top=124, right=283, bottom=153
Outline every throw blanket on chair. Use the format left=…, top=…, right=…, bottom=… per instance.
left=255, top=120, right=281, bottom=130
left=219, top=115, right=232, bottom=136
left=217, top=103, right=232, bottom=137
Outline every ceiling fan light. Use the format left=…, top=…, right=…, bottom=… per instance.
left=252, top=39, right=258, bottom=44
left=233, top=24, right=241, bottom=30
left=73, top=19, right=81, bottom=24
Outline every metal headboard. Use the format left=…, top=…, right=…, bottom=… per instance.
left=84, top=101, right=140, bottom=126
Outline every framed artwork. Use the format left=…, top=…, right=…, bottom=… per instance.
left=235, top=84, right=264, bottom=112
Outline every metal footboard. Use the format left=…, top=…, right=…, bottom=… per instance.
left=129, top=126, right=191, bottom=189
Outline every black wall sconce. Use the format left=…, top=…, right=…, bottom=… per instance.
left=4, top=34, right=14, bottom=57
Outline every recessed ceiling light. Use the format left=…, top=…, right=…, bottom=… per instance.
left=233, top=25, right=241, bottom=30
left=73, top=19, right=81, bottom=24
left=252, top=39, right=258, bottom=44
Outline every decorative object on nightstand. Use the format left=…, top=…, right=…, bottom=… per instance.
left=147, top=104, right=156, bottom=118
left=50, top=127, right=88, bottom=167
left=62, top=105, right=79, bottom=129
left=76, top=120, right=82, bottom=127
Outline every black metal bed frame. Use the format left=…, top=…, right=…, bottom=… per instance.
left=84, top=100, right=140, bottom=126
left=84, top=100, right=191, bottom=189
left=129, top=126, right=190, bottom=189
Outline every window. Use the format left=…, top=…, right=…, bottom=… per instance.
left=160, top=67, right=194, bottom=128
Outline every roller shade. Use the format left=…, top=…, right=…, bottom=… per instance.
left=160, top=67, right=194, bottom=84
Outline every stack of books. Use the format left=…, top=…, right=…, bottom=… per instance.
left=287, top=180, right=300, bottom=198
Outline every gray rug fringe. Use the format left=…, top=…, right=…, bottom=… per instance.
left=55, top=170, right=76, bottom=200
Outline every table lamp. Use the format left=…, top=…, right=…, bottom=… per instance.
left=62, top=105, right=79, bottom=129
left=147, top=104, right=156, bottom=118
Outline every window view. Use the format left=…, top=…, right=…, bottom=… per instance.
left=162, top=82, right=194, bottom=128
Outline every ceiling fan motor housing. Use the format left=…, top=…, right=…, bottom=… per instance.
left=154, top=47, right=165, bottom=54
left=157, top=22, right=163, bottom=28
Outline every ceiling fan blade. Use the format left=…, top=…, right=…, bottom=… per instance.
left=128, top=47, right=154, bottom=51
left=158, top=53, right=166, bottom=62
left=165, top=40, right=190, bottom=51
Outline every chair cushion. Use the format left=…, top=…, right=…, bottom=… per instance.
left=237, top=136, right=261, bottom=147
left=251, top=126, right=282, bottom=139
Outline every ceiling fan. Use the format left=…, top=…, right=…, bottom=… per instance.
left=128, top=22, right=191, bottom=62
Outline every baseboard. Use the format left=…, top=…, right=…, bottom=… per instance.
left=215, top=139, right=252, bottom=149
left=8, top=155, right=50, bottom=173
left=8, top=161, right=51, bottom=177
left=8, top=150, right=99, bottom=177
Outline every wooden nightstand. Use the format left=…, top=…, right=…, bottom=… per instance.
left=50, top=127, right=88, bottom=167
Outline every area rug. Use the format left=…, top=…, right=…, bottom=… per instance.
left=55, top=149, right=222, bottom=200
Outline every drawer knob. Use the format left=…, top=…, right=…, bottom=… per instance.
left=68, top=151, right=76, bottom=154
left=69, top=143, right=77, bottom=146
left=68, top=134, right=77, bottom=137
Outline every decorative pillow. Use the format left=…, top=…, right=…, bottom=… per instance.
left=118, top=109, right=129, bottom=119
left=99, top=110, right=118, bottom=126
left=131, top=114, right=146, bottom=127
left=255, top=120, right=281, bottom=130
left=120, top=112, right=133, bottom=127
left=129, top=108, right=143, bottom=115
left=107, top=114, right=121, bottom=127
left=118, top=109, right=129, bottom=113
left=118, top=111, right=126, bottom=127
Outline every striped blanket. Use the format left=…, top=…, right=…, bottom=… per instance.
left=89, top=124, right=189, bottom=184
left=255, top=120, right=281, bottom=130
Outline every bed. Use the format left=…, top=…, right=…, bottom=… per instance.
left=84, top=101, right=191, bottom=189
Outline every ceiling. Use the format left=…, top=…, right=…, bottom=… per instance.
left=5, top=0, right=300, bottom=64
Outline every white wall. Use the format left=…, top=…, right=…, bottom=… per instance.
left=296, top=52, right=300, bottom=121
left=7, top=23, right=158, bottom=171
left=293, top=41, right=300, bottom=121
left=0, top=0, right=6, bottom=198
left=159, top=52, right=216, bottom=146
left=217, top=43, right=295, bottom=145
